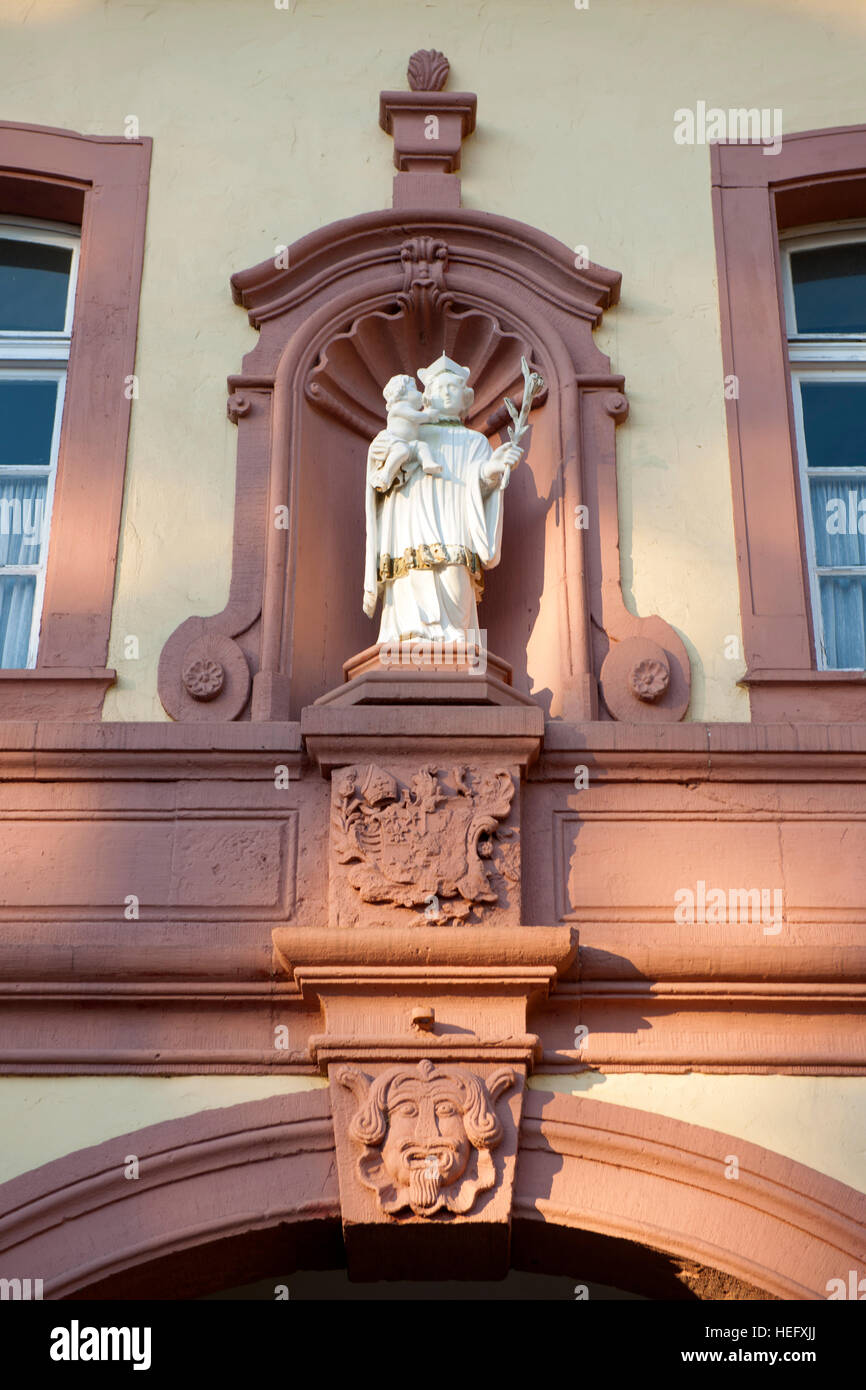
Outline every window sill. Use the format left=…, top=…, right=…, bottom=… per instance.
left=741, top=667, right=866, bottom=720
left=744, top=668, right=866, bottom=681
left=0, top=668, right=115, bottom=719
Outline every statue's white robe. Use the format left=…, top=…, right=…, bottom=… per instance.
left=363, top=422, right=504, bottom=643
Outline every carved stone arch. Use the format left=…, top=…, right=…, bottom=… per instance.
left=158, top=208, right=690, bottom=722
left=0, top=1089, right=860, bottom=1299
left=0, top=1091, right=340, bottom=1300
left=515, top=1091, right=866, bottom=1300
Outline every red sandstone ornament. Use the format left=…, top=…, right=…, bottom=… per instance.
left=332, top=763, right=516, bottom=924
left=407, top=49, right=450, bottom=93
left=335, top=1059, right=516, bottom=1216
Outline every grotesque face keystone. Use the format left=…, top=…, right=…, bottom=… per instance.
left=336, top=1059, right=515, bottom=1217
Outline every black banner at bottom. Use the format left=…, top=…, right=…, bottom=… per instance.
left=2, top=1296, right=861, bottom=1377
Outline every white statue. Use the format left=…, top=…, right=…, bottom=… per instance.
left=362, top=354, right=527, bottom=645
left=379, top=374, right=442, bottom=483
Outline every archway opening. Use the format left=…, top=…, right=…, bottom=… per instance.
left=66, top=1216, right=771, bottom=1302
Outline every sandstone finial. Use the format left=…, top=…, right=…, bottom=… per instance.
left=407, top=49, right=450, bottom=91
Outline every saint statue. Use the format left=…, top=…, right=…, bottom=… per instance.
left=363, top=355, right=524, bottom=645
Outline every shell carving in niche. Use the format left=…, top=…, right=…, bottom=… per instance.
left=306, top=304, right=547, bottom=441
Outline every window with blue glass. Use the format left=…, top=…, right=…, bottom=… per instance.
left=783, top=226, right=866, bottom=669
left=0, top=219, right=79, bottom=667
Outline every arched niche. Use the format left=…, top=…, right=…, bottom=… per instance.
left=158, top=210, right=690, bottom=724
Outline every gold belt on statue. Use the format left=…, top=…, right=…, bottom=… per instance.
left=377, top=544, right=484, bottom=594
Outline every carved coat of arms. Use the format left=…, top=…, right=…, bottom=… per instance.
left=332, top=763, right=518, bottom=923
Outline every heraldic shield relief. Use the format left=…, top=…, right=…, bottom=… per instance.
left=332, top=763, right=519, bottom=924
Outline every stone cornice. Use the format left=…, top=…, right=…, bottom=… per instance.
left=0, top=719, right=863, bottom=1075
left=0, top=720, right=304, bottom=779
left=539, top=720, right=866, bottom=780
left=3, top=719, right=866, bottom=780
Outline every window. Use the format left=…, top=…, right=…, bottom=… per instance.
left=712, top=124, right=866, bottom=720
left=781, top=226, right=866, bottom=670
left=0, top=122, right=150, bottom=717
left=0, top=218, right=79, bottom=667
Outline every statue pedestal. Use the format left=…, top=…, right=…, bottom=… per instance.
left=293, top=643, right=549, bottom=1276
left=314, top=641, right=538, bottom=708
left=303, top=645, right=544, bottom=929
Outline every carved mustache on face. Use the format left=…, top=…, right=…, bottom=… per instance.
left=398, top=1143, right=459, bottom=1171
left=398, top=1143, right=464, bottom=1212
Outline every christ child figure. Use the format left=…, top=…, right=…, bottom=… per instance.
left=377, top=374, right=442, bottom=487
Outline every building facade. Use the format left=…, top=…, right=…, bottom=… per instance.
left=0, top=0, right=864, bottom=1302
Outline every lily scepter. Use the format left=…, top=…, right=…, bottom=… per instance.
left=500, top=355, right=544, bottom=490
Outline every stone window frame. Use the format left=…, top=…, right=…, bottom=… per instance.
left=712, top=124, right=866, bottom=721
left=779, top=223, right=866, bottom=672
left=0, top=216, right=80, bottom=668
left=0, top=122, right=151, bottom=718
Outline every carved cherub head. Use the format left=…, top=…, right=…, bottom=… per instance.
left=383, top=373, right=424, bottom=411
left=336, top=1058, right=514, bottom=1217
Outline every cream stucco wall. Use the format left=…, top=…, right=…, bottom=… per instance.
left=530, top=1072, right=866, bottom=1196
left=1, top=1073, right=862, bottom=1199
left=4, top=0, right=866, bottom=720
left=0, top=1075, right=326, bottom=1185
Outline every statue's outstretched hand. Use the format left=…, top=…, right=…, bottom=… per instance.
left=493, top=443, right=523, bottom=469
left=482, top=443, right=523, bottom=487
